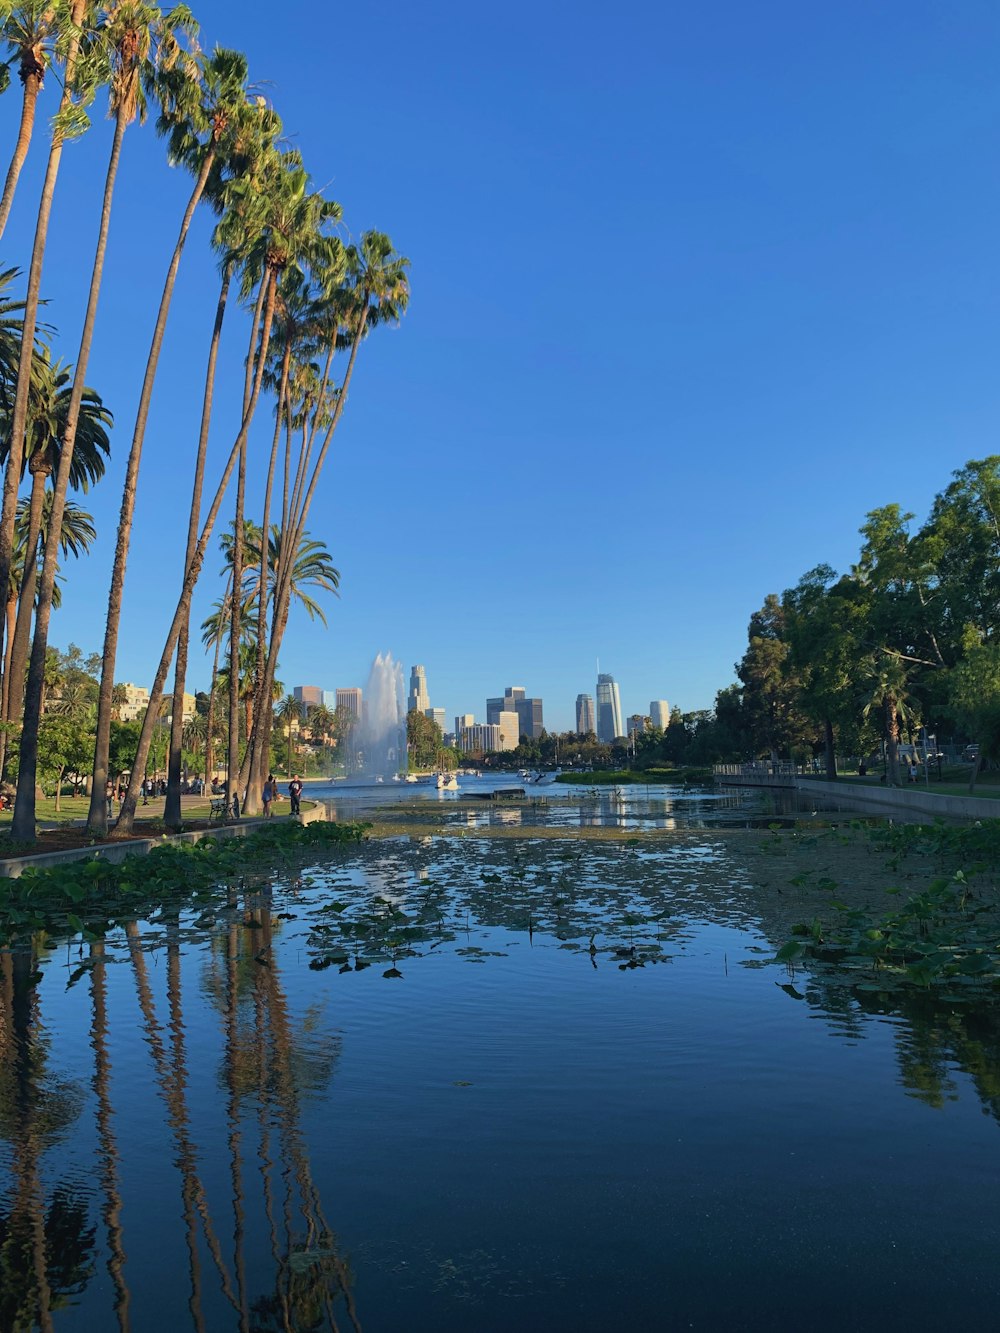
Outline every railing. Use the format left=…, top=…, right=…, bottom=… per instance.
left=713, top=762, right=798, bottom=786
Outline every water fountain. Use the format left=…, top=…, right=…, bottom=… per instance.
left=355, top=652, right=406, bottom=780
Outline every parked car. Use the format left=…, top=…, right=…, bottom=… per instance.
left=963, top=744, right=980, bottom=761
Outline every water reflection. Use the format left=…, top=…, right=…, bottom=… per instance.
left=3, top=826, right=1000, bottom=1327
left=0, top=891, right=357, bottom=1331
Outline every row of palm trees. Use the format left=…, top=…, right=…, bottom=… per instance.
left=0, top=3, right=409, bottom=840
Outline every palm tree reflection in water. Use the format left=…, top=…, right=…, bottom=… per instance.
left=0, top=883, right=357, bottom=1331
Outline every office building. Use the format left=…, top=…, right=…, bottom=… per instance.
left=458, top=722, right=502, bottom=754
left=487, top=686, right=544, bottom=739
left=455, top=713, right=475, bottom=737
left=596, top=673, right=624, bottom=742
left=294, top=685, right=323, bottom=714
left=497, top=711, right=519, bottom=750
left=650, top=699, right=670, bottom=730
left=627, top=714, right=648, bottom=737
left=336, top=687, right=363, bottom=721
left=576, top=693, right=595, bottom=734
left=322, top=689, right=337, bottom=710
left=425, top=707, right=446, bottom=734
left=408, top=664, right=430, bottom=714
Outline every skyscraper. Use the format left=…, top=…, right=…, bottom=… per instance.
left=293, top=685, right=323, bottom=714
left=425, top=707, right=446, bottom=734
left=596, top=673, right=623, bottom=742
left=336, top=687, right=363, bottom=721
left=650, top=699, right=670, bottom=730
left=408, top=665, right=430, bottom=714
left=487, top=686, right=544, bottom=739
left=576, top=693, right=596, bottom=734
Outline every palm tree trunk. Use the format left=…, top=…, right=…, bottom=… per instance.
left=84, top=142, right=217, bottom=839
left=242, top=337, right=290, bottom=816
left=0, top=67, right=43, bottom=241
left=114, top=278, right=279, bottom=835
left=12, top=109, right=128, bottom=841
left=0, top=3, right=86, bottom=712
left=885, top=697, right=901, bottom=787
left=4, top=467, right=47, bottom=728
left=2, top=595, right=15, bottom=720
left=824, top=717, right=836, bottom=781
left=164, top=265, right=232, bottom=830
left=205, top=571, right=230, bottom=787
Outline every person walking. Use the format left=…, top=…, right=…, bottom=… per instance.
left=288, top=774, right=303, bottom=816
left=105, top=780, right=114, bottom=821
left=263, top=773, right=276, bottom=817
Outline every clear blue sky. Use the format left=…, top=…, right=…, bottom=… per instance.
left=4, top=0, right=1000, bottom=730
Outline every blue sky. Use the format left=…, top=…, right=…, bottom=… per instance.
left=4, top=0, right=1000, bottom=730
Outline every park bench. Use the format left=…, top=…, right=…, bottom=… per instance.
left=209, top=797, right=229, bottom=824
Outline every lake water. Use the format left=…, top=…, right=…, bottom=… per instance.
left=2, top=785, right=999, bottom=1330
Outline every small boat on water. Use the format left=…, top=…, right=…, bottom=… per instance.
left=436, top=772, right=459, bottom=790
left=405, top=774, right=418, bottom=783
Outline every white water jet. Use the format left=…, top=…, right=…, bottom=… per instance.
left=356, top=652, right=406, bottom=779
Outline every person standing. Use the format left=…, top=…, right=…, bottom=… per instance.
left=263, top=774, right=275, bottom=817
left=288, top=774, right=303, bottom=816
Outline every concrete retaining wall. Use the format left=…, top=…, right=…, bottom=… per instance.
left=794, top=778, right=1000, bottom=822
left=0, top=803, right=327, bottom=881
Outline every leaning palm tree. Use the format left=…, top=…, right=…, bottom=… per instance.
left=243, top=232, right=410, bottom=808
left=83, top=45, right=261, bottom=839
left=0, top=3, right=59, bottom=239
left=13, top=2, right=197, bottom=841
left=161, top=116, right=289, bottom=830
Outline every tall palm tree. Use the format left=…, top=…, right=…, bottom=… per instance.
left=13, top=2, right=197, bottom=841
left=162, top=116, right=289, bottom=829
left=84, top=45, right=260, bottom=839
left=0, top=0, right=91, bottom=720
left=0, top=3, right=59, bottom=239
left=244, top=233, right=409, bottom=805
left=226, top=163, right=339, bottom=816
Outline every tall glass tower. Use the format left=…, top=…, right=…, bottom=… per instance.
left=576, top=693, right=596, bottom=734
left=596, top=673, right=623, bottom=742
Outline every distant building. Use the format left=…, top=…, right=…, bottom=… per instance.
left=497, top=711, right=519, bottom=751
left=458, top=723, right=502, bottom=754
left=596, top=673, right=623, bottom=742
left=627, top=714, right=648, bottom=737
left=487, top=686, right=543, bottom=739
left=322, top=689, right=337, bottom=710
left=408, top=665, right=430, bottom=714
left=576, top=693, right=595, bottom=734
left=336, top=687, right=363, bottom=721
left=425, top=707, right=446, bottom=734
left=118, top=682, right=150, bottom=722
left=455, top=713, right=475, bottom=736
left=650, top=699, right=670, bottom=730
left=294, top=685, right=323, bottom=714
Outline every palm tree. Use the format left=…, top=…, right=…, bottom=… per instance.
left=0, top=351, right=110, bottom=729
left=85, top=45, right=260, bottom=839
left=0, top=3, right=59, bottom=239
left=244, top=233, right=409, bottom=803
left=862, top=650, right=914, bottom=788
left=0, top=0, right=91, bottom=723
left=274, top=694, right=299, bottom=777
left=13, top=2, right=198, bottom=841
left=162, top=116, right=289, bottom=830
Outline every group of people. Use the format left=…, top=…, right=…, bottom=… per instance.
left=260, top=774, right=304, bottom=817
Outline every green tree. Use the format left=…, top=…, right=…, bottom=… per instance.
left=0, top=2, right=57, bottom=239
left=406, top=708, right=441, bottom=771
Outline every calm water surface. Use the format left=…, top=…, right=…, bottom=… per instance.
left=1, top=787, right=999, bottom=1330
